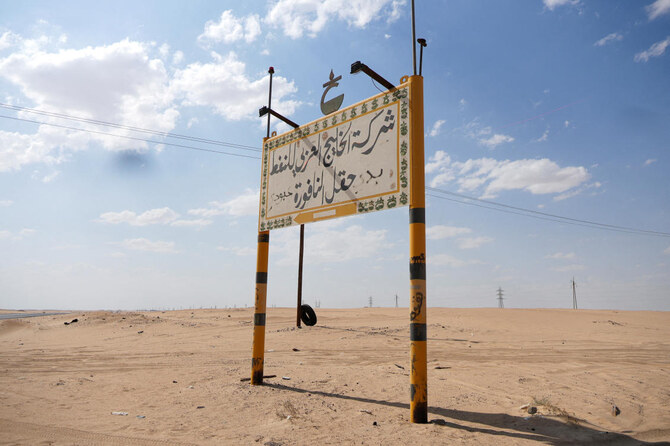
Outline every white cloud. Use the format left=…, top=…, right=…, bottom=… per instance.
left=0, top=228, right=36, bottom=241
left=170, top=219, right=213, bottom=227
left=644, top=158, right=657, bottom=166
left=426, top=225, right=472, bottom=240
left=664, top=246, right=670, bottom=255
left=426, top=150, right=590, bottom=199
left=457, top=236, right=493, bottom=249
left=188, top=189, right=259, bottom=218
left=0, top=39, right=177, bottom=132
left=431, top=253, right=482, bottom=268
left=647, top=0, right=670, bottom=20
left=120, top=238, right=177, bottom=253
left=172, top=51, right=300, bottom=120
left=594, top=32, right=623, bottom=47
left=305, top=224, right=387, bottom=263
left=0, top=32, right=301, bottom=171
left=158, top=43, right=170, bottom=58
left=553, top=181, right=601, bottom=201
left=272, top=223, right=388, bottom=265
left=534, top=129, right=549, bottom=143
left=428, top=119, right=446, bottom=137
left=0, top=200, right=13, bottom=207
left=459, top=98, right=467, bottom=107
left=41, top=170, right=60, bottom=183
left=97, top=207, right=211, bottom=227
left=459, top=118, right=514, bottom=148
left=98, top=207, right=179, bottom=226
left=198, top=11, right=262, bottom=45
left=186, top=117, right=199, bottom=129
left=545, top=252, right=575, bottom=259
left=543, top=0, right=580, bottom=11
left=0, top=38, right=179, bottom=170
left=265, top=0, right=404, bottom=39
left=0, top=31, right=20, bottom=50
left=634, top=37, right=670, bottom=63
left=479, top=133, right=514, bottom=149
left=172, top=50, right=184, bottom=65
left=425, top=150, right=451, bottom=174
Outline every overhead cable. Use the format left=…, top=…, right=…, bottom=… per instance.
left=427, top=188, right=670, bottom=238
left=0, top=114, right=260, bottom=160
left=0, top=102, right=261, bottom=152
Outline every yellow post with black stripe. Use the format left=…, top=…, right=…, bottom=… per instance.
left=408, top=74, right=427, bottom=423
left=251, top=226, right=269, bottom=384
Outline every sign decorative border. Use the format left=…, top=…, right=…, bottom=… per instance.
left=259, top=81, right=411, bottom=231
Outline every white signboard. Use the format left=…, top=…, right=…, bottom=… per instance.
left=259, top=80, right=411, bottom=231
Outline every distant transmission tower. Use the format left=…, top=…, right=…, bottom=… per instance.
left=497, top=287, right=504, bottom=309
left=395, top=294, right=399, bottom=308
left=572, top=277, right=578, bottom=310
left=368, top=296, right=373, bottom=308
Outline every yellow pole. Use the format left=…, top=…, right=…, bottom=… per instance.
left=408, top=74, right=427, bottom=423
left=252, top=136, right=271, bottom=385
left=251, top=229, right=269, bottom=384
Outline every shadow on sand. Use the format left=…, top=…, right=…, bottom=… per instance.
left=265, top=382, right=668, bottom=445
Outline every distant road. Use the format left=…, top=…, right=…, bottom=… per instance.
left=0, top=312, right=67, bottom=320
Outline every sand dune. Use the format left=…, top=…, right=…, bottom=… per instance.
left=1, top=308, right=669, bottom=445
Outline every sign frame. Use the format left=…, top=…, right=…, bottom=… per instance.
left=258, top=81, right=411, bottom=232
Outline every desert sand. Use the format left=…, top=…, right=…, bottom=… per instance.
left=1, top=307, right=669, bottom=445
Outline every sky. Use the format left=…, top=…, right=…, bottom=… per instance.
left=0, top=0, right=669, bottom=311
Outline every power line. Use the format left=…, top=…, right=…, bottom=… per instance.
left=0, top=102, right=262, bottom=152
left=427, top=186, right=670, bottom=238
left=1, top=105, right=668, bottom=239
left=0, top=114, right=261, bottom=160
left=425, top=192, right=657, bottom=236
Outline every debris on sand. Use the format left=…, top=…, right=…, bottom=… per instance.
left=612, top=405, right=621, bottom=416
left=111, top=411, right=128, bottom=416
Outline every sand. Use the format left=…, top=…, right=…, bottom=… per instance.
left=1, top=307, right=669, bottom=445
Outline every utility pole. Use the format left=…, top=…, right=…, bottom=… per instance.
left=395, top=294, right=399, bottom=308
left=497, top=287, right=504, bottom=309
left=572, top=277, right=578, bottom=310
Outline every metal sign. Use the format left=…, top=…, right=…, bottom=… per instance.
left=258, top=80, right=411, bottom=231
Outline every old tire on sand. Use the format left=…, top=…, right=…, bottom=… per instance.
left=300, top=304, right=317, bottom=326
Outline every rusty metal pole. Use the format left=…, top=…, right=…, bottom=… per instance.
left=251, top=67, right=275, bottom=385
left=296, top=224, right=304, bottom=327
left=408, top=73, right=427, bottom=424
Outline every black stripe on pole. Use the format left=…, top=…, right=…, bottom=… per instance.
left=409, top=207, right=425, bottom=224
left=412, top=402, right=428, bottom=423
left=254, top=313, right=266, bottom=326
left=258, top=233, right=269, bottom=243
left=256, top=272, right=268, bottom=284
left=409, top=262, right=426, bottom=280
left=410, top=323, right=427, bottom=341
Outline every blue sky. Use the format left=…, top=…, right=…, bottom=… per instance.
left=1, top=0, right=668, bottom=311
